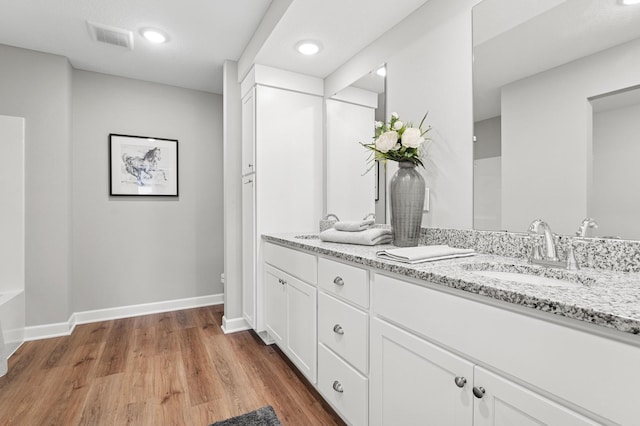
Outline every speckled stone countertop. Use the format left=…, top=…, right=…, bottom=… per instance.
left=262, top=233, right=640, bottom=336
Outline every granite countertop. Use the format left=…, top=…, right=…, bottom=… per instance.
left=263, top=233, right=640, bottom=336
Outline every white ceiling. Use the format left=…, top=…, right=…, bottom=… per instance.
left=0, top=0, right=429, bottom=94
left=473, top=0, right=640, bottom=121
left=0, top=0, right=271, bottom=94
left=254, top=0, right=428, bottom=79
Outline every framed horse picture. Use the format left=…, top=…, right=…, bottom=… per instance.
left=109, top=134, right=178, bottom=196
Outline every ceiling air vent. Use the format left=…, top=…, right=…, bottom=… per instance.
left=87, top=21, right=134, bottom=50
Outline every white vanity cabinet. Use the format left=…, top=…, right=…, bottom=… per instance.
left=317, top=257, right=370, bottom=426
left=263, top=242, right=318, bottom=384
left=372, top=272, right=638, bottom=426
left=371, top=318, right=598, bottom=426
left=370, top=318, right=474, bottom=426
left=260, top=241, right=640, bottom=425
left=472, top=367, right=599, bottom=426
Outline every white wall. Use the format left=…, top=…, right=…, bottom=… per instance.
left=473, top=157, right=501, bottom=231
left=386, top=0, right=476, bottom=229
left=0, top=115, right=26, bottom=373
left=326, top=0, right=479, bottom=229
left=473, top=116, right=501, bottom=230
left=501, top=38, right=640, bottom=235
left=591, top=102, right=640, bottom=240
left=474, top=116, right=501, bottom=159
left=326, top=98, right=376, bottom=220
left=0, top=44, right=72, bottom=326
left=71, top=70, right=223, bottom=312
left=0, top=115, right=25, bottom=293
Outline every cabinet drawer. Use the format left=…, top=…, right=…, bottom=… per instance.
left=263, top=242, right=316, bottom=285
left=318, top=292, right=368, bottom=374
left=318, top=257, right=369, bottom=308
left=318, top=344, right=368, bottom=426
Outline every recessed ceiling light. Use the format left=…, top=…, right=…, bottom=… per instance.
left=621, top=0, right=640, bottom=5
left=296, top=40, right=322, bottom=55
left=376, top=66, right=387, bottom=77
left=141, top=28, right=169, bottom=44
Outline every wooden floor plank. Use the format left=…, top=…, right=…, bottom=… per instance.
left=95, top=317, right=135, bottom=377
left=0, top=305, right=344, bottom=425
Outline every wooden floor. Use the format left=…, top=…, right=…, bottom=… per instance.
left=0, top=305, right=345, bottom=425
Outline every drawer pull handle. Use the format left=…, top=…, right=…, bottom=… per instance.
left=333, top=276, right=344, bottom=286
left=454, top=376, right=467, bottom=388
left=333, top=324, right=344, bottom=335
left=473, top=386, right=486, bottom=399
left=332, top=380, right=344, bottom=393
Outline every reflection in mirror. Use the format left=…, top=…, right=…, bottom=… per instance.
left=590, top=86, right=640, bottom=240
left=326, top=64, right=387, bottom=223
left=472, top=0, right=640, bottom=239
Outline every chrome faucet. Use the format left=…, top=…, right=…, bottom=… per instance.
left=576, top=217, right=598, bottom=237
left=528, top=219, right=559, bottom=262
left=527, top=219, right=580, bottom=270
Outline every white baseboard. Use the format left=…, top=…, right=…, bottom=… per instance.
left=23, top=320, right=74, bottom=341
left=24, top=293, right=223, bottom=342
left=221, top=315, right=251, bottom=334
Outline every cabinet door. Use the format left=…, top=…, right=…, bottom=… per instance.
left=241, top=89, right=255, bottom=176
left=255, top=85, right=322, bottom=234
left=286, top=276, right=317, bottom=384
left=263, top=264, right=285, bottom=347
left=473, top=367, right=600, bottom=426
left=241, top=177, right=255, bottom=327
left=370, top=318, right=474, bottom=426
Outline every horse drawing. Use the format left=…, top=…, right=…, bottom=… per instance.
left=121, top=147, right=167, bottom=186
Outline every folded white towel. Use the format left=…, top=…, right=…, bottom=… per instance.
left=320, top=227, right=393, bottom=246
left=377, top=245, right=475, bottom=264
left=334, top=219, right=375, bottom=232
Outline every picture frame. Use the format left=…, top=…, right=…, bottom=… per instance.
left=109, top=134, right=179, bottom=196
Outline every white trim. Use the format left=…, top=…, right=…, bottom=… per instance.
left=23, top=320, right=73, bottom=341
left=221, top=315, right=251, bottom=334
left=23, top=294, right=223, bottom=342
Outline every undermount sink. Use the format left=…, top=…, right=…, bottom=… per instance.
left=470, top=270, right=577, bottom=287
left=461, top=263, right=594, bottom=288
left=294, top=234, right=319, bottom=240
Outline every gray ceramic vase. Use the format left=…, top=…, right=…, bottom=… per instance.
left=389, top=162, right=425, bottom=247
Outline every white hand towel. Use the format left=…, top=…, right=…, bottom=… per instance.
left=320, top=227, right=392, bottom=246
left=377, top=245, right=475, bottom=264
left=334, top=219, right=375, bottom=232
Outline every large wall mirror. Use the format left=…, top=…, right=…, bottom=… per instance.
left=326, top=65, right=387, bottom=223
left=473, top=0, right=640, bottom=239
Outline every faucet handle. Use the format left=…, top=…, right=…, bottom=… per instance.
left=565, top=246, right=580, bottom=270
left=529, top=241, right=543, bottom=262
left=576, top=217, right=599, bottom=237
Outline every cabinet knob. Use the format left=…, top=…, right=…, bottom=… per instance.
left=248, top=163, right=253, bottom=168
left=473, top=386, right=486, bottom=399
left=454, top=376, right=467, bottom=388
left=333, top=276, right=345, bottom=286
left=277, top=278, right=286, bottom=286
left=332, top=380, right=344, bottom=393
left=244, top=179, right=253, bottom=184
left=333, top=324, right=345, bottom=335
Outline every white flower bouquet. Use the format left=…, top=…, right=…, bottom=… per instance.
left=362, top=112, right=431, bottom=169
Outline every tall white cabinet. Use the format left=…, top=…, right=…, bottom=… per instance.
left=240, top=65, right=323, bottom=334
